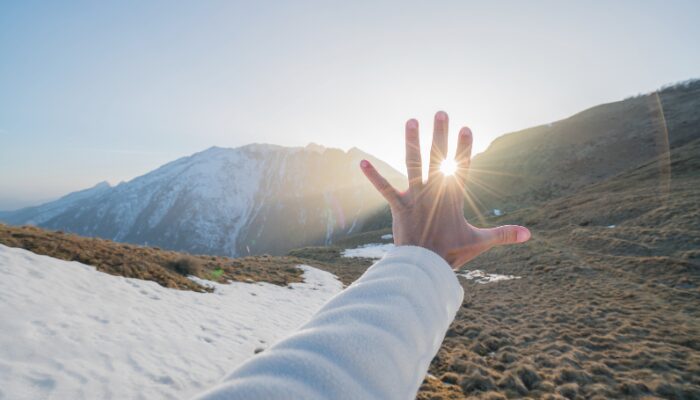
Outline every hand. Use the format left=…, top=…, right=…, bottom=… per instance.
left=360, top=111, right=531, bottom=269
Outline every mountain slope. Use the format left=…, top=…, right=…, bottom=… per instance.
left=417, top=129, right=700, bottom=400
left=1, top=144, right=405, bottom=256
left=1, top=181, right=112, bottom=225
left=465, top=79, right=700, bottom=214
left=314, top=104, right=700, bottom=400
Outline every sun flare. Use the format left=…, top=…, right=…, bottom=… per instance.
left=439, top=159, right=457, bottom=176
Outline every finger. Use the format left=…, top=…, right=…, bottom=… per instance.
left=455, top=127, right=472, bottom=184
left=360, top=159, right=402, bottom=207
left=405, top=119, right=422, bottom=189
left=429, top=111, right=449, bottom=177
left=480, top=225, right=531, bottom=247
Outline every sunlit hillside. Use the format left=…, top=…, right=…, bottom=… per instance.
left=286, top=81, right=700, bottom=398
left=465, top=80, right=699, bottom=216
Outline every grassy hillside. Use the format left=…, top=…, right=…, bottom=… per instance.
left=464, top=80, right=700, bottom=216
left=415, top=135, right=700, bottom=398
left=296, top=118, right=700, bottom=398
left=0, top=224, right=309, bottom=292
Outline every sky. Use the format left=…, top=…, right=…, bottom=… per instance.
left=1, top=1, right=699, bottom=210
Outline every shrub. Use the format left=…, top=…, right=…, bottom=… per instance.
left=210, top=268, right=224, bottom=280
left=440, top=372, right=460, bottom=385
left=167, top=256, right=202, bottom=276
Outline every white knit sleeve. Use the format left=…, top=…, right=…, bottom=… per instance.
left=195, top=245, right=464, bottom=400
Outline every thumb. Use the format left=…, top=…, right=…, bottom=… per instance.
left=480, top=225, right=531, bottom=247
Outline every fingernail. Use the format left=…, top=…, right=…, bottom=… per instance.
left=406, top=119, right=418, bottom=129
left=436, top=111, right=447, bottom=121
left=517, top=228, right=531, bottom=242
left=360, top=159, right=369, bottom=168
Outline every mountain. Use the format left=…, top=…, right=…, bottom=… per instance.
left=354, top=80, right=700, bottom=231
left=465, top=79, right=700, bottom=215
left=0, top=144, right=405, bottom=256
left=0, top=181, right=112, bottom=225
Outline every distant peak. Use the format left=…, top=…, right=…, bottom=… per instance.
left=199, top=145, right=230, bottom=154
left=346, top=147, right=371, bottom=159
left=188, top=146, right=228, bottom=159
left=94, top=181, right=111, bottom=189
left=305, top=143, right=326, bottom=154
left=244, top=143, right=280, bottom=150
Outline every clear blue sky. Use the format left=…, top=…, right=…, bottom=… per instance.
left=1, top=0, right=699, bottom=210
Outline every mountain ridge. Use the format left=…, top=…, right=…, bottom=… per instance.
left=466, top=79, right=700, bottom=215
left=3, top=79, right=698, bottom=256
left=1, top=143, right=405, bottom=256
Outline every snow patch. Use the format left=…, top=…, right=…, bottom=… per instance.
left=380, top=234, right=393, bottom=240
left=343, top=244, right=521, bottom=285
left=459, top=269, right=521, bottom=284
left=0, top=245, right=342, bottom=400
left=342, top=243, right=395, bottom=259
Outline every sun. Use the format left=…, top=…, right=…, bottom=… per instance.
left=439, top=159, right=457, bottom=176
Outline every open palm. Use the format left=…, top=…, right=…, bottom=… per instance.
left=360, top=111, right=530, bottom=269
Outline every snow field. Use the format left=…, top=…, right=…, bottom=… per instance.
left=0, top=245, right=343, bottom=400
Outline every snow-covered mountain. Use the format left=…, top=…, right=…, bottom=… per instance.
left=0, top=144, right=405, bottom=256
left=0, top=181, right=112, bottom=225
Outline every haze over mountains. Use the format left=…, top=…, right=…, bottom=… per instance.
left=0, top=144, right=404, bottom=256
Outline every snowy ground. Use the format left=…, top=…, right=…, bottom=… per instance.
left=343, top=243, right=521, bottom=284
left=0, top=245, right=343, bottom=400
left=342, top=243, right=395, bottom=259
left=459, top=269, right=521, bottom=284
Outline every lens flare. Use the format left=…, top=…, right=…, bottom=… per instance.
left=440, top=159, right=457, bottom=176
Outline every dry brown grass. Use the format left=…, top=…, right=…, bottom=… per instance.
left=0, top=224, right=305, bottom=292
left=414, top=139, right=700, bottom=398
left=423, top=234, right=700, bottom=399
left=167, top=256, right=203, bottom=276
left=288, top=246, right=374, bottom=285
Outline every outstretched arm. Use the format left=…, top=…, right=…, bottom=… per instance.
left=195, top=111, right=530, bottom=400
left=196, top=245, right=463, bottom=400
